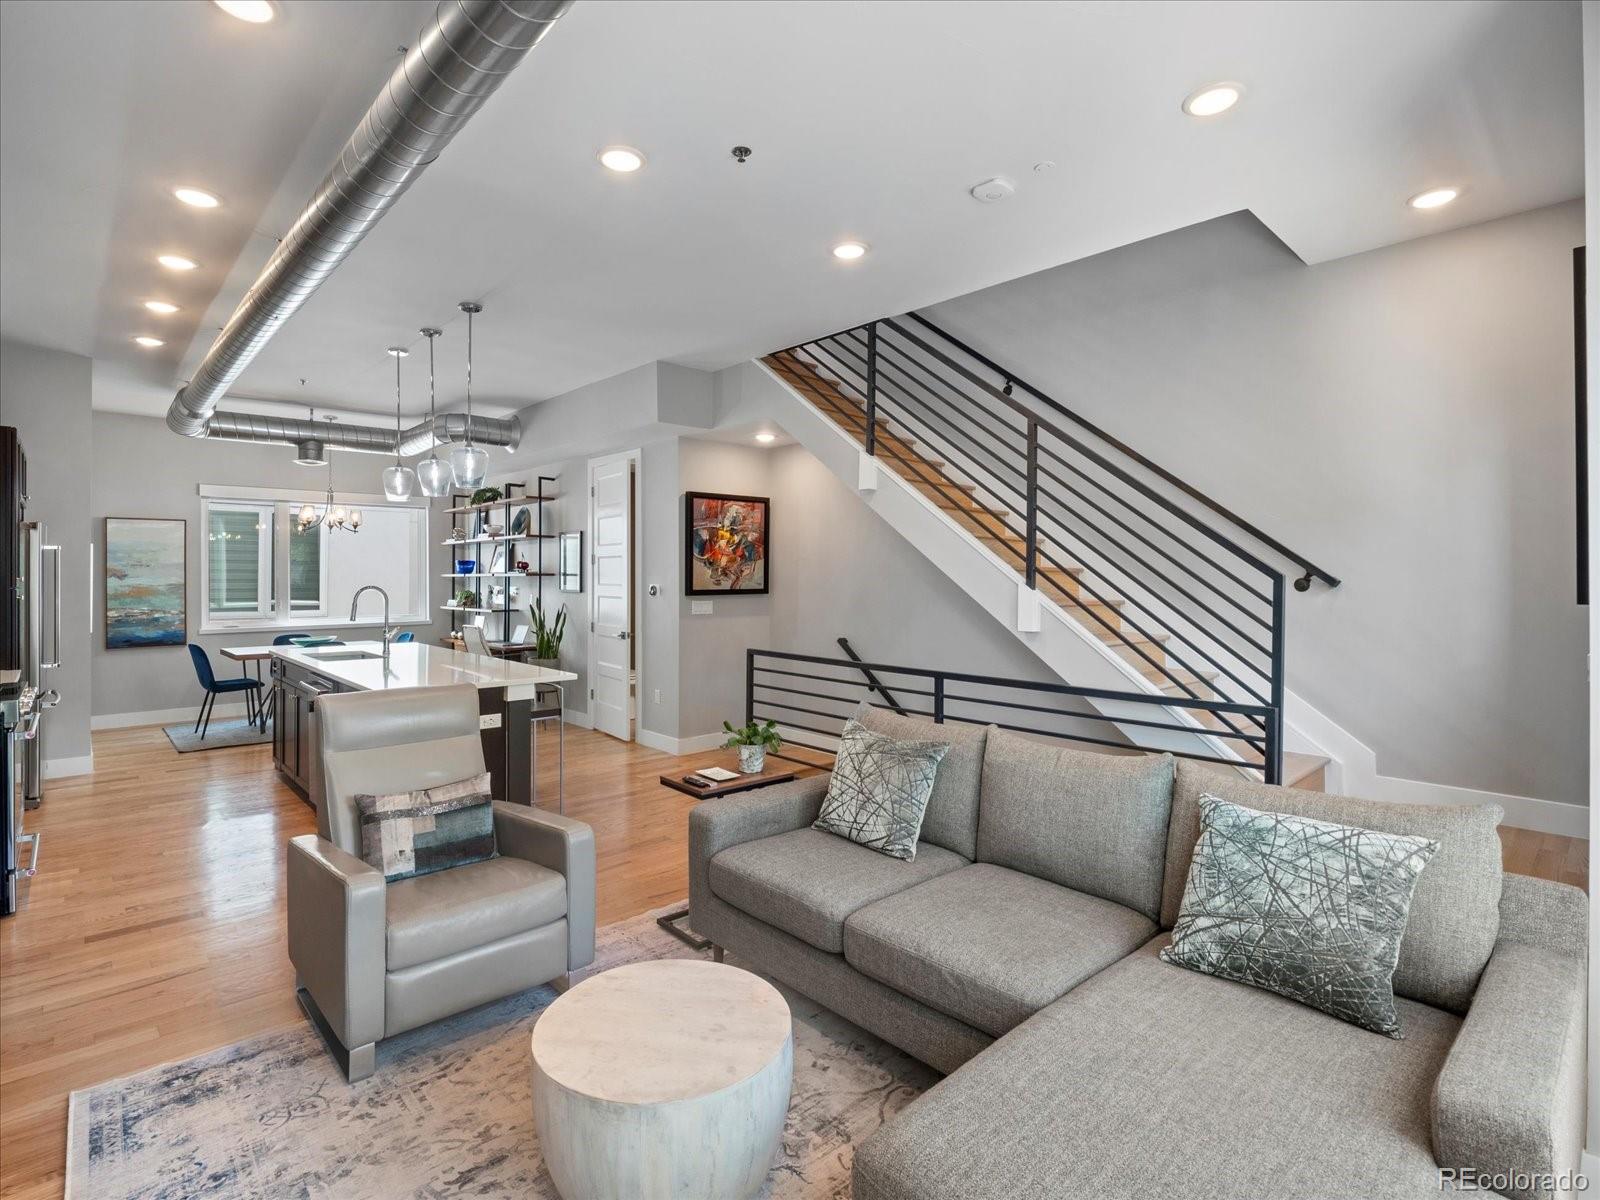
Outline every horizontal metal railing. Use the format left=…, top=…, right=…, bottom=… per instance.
left=747, top=649, right=1282, bottom=783
left=766, top=311, right=1348, bottom=782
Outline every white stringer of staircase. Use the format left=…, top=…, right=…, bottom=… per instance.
left=746, top=355, right=1334, bottom=788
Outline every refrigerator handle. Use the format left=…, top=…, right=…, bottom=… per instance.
left=41, top=544, right=60, bottom=669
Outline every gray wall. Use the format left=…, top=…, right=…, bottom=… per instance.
left=89, top=410, right=453, bottom=720
left=765, top=444, right=1060, bottom=688
left=1, top=337, right=94, bottom=764
left=500, top=420, right=1047, bottom=747
left=921, top=200, right=1588, bottom=806
left=677, top=440, right=774, bottom=737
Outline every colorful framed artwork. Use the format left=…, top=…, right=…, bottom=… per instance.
left=104, top=517, right=187, bottom=649
left=685, top=492, right=769, bottom=595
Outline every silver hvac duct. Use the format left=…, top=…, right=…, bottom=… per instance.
left=202, top=413, right=396, bottom=455
left=201, top=410, right=521, bottom=457
left=165, top=0, right=570, bottom=445
left=397, top=411, right=521, bottom=457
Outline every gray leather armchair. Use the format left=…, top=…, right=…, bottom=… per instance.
left=287, top=684, right=595, bottom=1081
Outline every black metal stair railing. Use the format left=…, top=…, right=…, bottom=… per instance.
left=771, top=314, right=1340, bottom=783
left=746, top=649, right=1282, bottom=783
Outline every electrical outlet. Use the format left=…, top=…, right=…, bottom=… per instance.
left=652, top=688, right=662, bottom=705
left=478, top=713, right=502, bottom=730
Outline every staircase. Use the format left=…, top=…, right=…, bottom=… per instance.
left=758, top=315, right=1338, bottom=788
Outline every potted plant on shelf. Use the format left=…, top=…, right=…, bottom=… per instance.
left=722, top=719, right=782, bottom=774
left=453, top=588, right=480, bottom=609
left=528, top=596, right=566, bottom=670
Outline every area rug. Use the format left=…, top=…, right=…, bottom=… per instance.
left=163, top=716, right=271, bottom=752
left=66, top=904, right=938, bottom=1199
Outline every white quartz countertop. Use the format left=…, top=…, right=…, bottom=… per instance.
left=270, top=641, right=575, bottom=703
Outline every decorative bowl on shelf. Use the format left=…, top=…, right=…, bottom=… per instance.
left=455, top=559, right=476, bottom=575
left=484, top=523, right=504, bottom=538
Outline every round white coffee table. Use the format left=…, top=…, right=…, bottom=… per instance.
left=531, top=959, right=793, bottom=1200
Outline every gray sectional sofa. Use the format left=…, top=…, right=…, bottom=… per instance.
left=687, top=707, right=1586, bottom=1200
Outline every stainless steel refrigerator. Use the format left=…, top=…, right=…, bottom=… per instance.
left=2, top=426, right=53, bottom=917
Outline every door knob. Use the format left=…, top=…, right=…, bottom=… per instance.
left=617, top=631, right=630, bottom=640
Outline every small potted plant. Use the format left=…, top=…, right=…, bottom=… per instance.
left=453, top=588, right=480, bottom=609
left=722, top=718, right=782, bottom=774
left=527, top=596, right=566, bottom=670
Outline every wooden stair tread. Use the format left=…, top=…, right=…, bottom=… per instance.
left=768, top=348, right=1328, bottom=793
left=1188, top=752, right=1329, bottom=790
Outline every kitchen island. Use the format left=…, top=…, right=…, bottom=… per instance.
left=269, top=641, right=575, bottom=815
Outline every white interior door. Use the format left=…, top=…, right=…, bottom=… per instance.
left=589, top=452, right=634, bottom=741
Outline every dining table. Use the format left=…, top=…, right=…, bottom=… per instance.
left=219, top=644, right=280, bottom=732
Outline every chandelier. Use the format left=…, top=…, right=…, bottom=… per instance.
left=297, top=414, right=362, bottom=533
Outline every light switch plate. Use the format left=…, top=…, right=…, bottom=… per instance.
left=478, top=713, right=502, bottom=730
left=691, top=599, right=713, bottom=615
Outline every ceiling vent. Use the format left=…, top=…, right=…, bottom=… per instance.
left=970, top=177, right=1016, bottom=203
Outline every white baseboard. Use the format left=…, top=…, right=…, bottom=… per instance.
left=1283, top=691, right=1584, bottom=838
left=43, top=753, right=94, bottom=779
left=92, top=702, right=251, bottom=731
left=636, top=728, right=726, bottom=756
left=1369, top=774, right=1588, bottom=840
left=561, top=708, right=593, bottom=730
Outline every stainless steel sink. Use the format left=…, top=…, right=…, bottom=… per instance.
left=301, top=649, right=383, bottom=661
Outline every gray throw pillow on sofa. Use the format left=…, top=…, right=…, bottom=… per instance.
left=1160, top=760, right=1504, bottom=1014
left=1162, top=795, right=1438, bottom=1037
left=854, top=701, right=986, bottom=859
left=814, top=718, right=950, bottom=860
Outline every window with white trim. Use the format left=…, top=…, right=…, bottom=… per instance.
left=200, top=491, right=429, bottom=632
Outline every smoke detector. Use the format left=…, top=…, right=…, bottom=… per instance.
left=970, top=177, right=1016, bottom=203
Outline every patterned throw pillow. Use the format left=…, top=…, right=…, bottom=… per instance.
left=354, top=772, right=496, bottom=882
left=1161, top=794, right=1438, bottom=1037
left=814, top=719, right=951, bottom=860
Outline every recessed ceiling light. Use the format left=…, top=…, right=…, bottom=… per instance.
left=133, top=336, right=165, bottom=348
left=755, top=432, right=776, bottom=444
left=832, top=241, right=868, bottom=261
left=214, top=0, right=275, bottom=22
left=173, top=186, right=221, bottom=209
left=1182, top=83, right=1243, bottom=118
left=157, top=254, right=198, bottom=271
left=1407, top=187, right=1460, bottom=210
left=144, top=300, right=180, bottom=315
left=598, top=146, right=645, bottom=173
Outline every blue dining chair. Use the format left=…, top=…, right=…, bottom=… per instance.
left=393, top=631, right=414, bottom=643
left=272, top=633, right=345, bottom=645
left=188, top=644, right=264, bottom=738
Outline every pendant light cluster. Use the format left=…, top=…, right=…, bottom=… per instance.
left=301, top=301, right=497, bottom=497
left=298, top=413, right=364, bottom=533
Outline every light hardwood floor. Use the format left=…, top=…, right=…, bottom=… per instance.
left=0, top=724, right=1585, bottom=1199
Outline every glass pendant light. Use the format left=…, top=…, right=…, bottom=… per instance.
left=415, top=326, right=452, bottom=497
left=382, top=346, right=416, bottom=502
left=449, top=300, right=489, bottom=489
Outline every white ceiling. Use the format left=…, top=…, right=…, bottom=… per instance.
left=0, top=0, right=1584, bottom=424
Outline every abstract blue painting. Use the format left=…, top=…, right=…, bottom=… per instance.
left=104, top=517, right=186, bottom=649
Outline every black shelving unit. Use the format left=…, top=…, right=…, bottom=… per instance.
left=441, top=476, right=559, bottom=642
